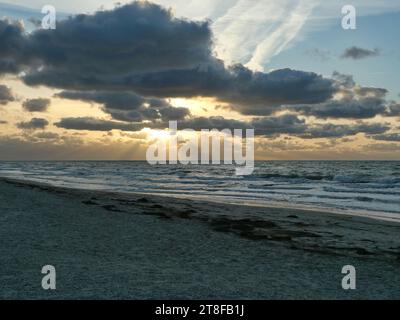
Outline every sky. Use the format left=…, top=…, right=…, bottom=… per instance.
left=0, top=0, right=399, bottom=160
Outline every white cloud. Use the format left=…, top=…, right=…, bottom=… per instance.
left=245, top=0, right=318, bottom=71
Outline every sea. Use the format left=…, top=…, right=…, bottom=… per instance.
left=0, top=161, right=399, bottom=221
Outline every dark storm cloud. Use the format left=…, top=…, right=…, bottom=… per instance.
left=227, top=72, right=393, bottom=118
left=170, top=114, right=307, bottom=135
left=0, top=20, right=23, bottom=74
left=158, top=107, right=192, bottom=121
left=17, top=117, right=49, bottom=130
left=0, top=2, right=336, bottom=110
left=1, top=0, right=397, bottom=139
left=174, top=116, right=251, bottom=131
left=354, top=87, right=388, bottom=98
left=294, top=96, right=387, bottom=119
left=30, top=2, right=213, bottom=73
left=121, top=65, right=336, bottom=108
left=251, top=114, right=307, bottom=136
left=227, top=105, right=278, bottom=116
left=54, top=117, right=144, bottom=131
left=289, top=72, right=397, bottom=120
left=154, top=114, right=306, bottom=137
left=20, top=2, right=216, bottom=88
left=0, top=19, right=38, bottom=74
left=0, top=2, right=214, bottom=77
left=301, top=123, right=390, bottom=139
left=178, top=116, right=389, bottom=139
left=54, top=116, right=247, bottom=132
left=22, top=98, right=51, bottom=112
left=0, top=84, right=15, bottom=104
left=370, top=133, right=400, bottom=142
left=54, top=114, right=389, bottom=141
left=341, top=47, right=380, bottom=60
left=153, top=114, right=307, bottom=136
left=55, top=90, right=190, bottom=122
left=384, top=103, right=400, bottom=117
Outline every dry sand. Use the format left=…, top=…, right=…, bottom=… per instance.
left=0, top=177, right=399, bottom=299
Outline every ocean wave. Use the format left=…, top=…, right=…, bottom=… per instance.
left=333, top=175, right=370, bottom=183
left=256, top=173, right=333, bottom=181
left=1, top=160, right=400, bottom=218
left=333, top=175, right=400, bottom=185
left=323, top=186, right=400, bottom=196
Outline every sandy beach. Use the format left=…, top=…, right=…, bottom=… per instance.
left=0, top=177, right=399, bottom=299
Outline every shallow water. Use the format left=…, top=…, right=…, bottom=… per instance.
left=0, top=161, right=399, bottom=220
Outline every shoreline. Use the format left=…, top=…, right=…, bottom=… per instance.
left=1, top=176, right=399, bottom=299
left=1, top=175, right=399, bottom=224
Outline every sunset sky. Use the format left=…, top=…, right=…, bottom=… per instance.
left=0, top=0, right=399, bottom=160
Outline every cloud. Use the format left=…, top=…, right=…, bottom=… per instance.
left=54, top=116, right=247, bottom=132
left=341, top=46, right=380, bottom=60
left=354, top=87, right=388, bottom=98
left=158, top=106, right=191, bottom=121
left=363, top=143, right=400, bottom=153
left=370, top=133, right=400, bottom=142
left=173, top=116, right=251, bottom=131
left=0, top=84, right=15, bottom=105
left=209, top=0, right=317, bottom=71
left=33, top=132, right=60, bottom=140
left=221, top=71, right=397, bottom=119
left=0, top=19, right=31, bottom=74
left=54, top=117, right=144, bottom=131
left=22, top=98, right=51, bottom=112
left=0, top=134, right=148, bottom=160
left=294, top=96, right=387, bottom=119
left=17, top=118, right=49, bottom=130
left=179, top=115, right=390, bottom=139
left=291, top=75, right=396, bottom=120
left=251, top=114, right=307, bottom=136
left=300, top=123, right=390, bottom=139
left=21, top=2, right=214, bottom=78
left=332, top=71, right=355, bottom=89
left=384, top=103, right=400, bottom=117
left=55, top=90, right=190, bottom=122
left=115, top=65, right=335, bottom=110
left=0, top=2, right=336, bottom=110
left=55, top=114, right=302, bottom=136
left=54, top=114, right=390, bottom=141
left=245, top=0, right=317, bottom=71
left=1, top=1, right=397, bottom=149
left=151, top=114, right=307, bottom=137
